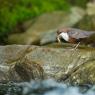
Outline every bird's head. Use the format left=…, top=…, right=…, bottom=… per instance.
left=57, top=28, right=70, bottom=42
left=57, top=28, right=70, bottom=35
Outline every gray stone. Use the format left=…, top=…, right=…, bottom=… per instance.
left=75, top=2, right=95, bottom=31
left=0, top=45, right=95, bottom=85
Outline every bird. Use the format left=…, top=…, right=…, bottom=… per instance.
left=56, top=27, right=95, bottom=49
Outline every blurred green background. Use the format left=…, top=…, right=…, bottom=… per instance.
left=0, top=0, right=93, bottom=44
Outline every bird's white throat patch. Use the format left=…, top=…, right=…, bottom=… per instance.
left=59, top=32, right=69, bottom=41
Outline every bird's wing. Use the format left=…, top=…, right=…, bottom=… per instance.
left=68, top=28, right=95, bottom=39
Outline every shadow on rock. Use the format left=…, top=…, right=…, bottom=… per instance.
left=9, top=58, right=44, bottom=82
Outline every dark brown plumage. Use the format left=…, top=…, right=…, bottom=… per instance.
left=57, top=28, right=95, bottom=47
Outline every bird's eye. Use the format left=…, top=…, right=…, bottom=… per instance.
left=58, top=31, right=62, bottom=34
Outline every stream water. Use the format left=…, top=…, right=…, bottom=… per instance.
left=0, top=79, right=95, bottom=95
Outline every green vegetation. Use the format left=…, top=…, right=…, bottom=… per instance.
left=0, top=0, right=90, bottom=43
left=0, top=0, right=70, bottom=43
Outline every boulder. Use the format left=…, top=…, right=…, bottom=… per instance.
left=74, top=15, right=95, bottom=31
left=87, top=2, right=95, bottom=16
left=0, top=45, right=95, bottom=85
left=8, top=58, right=44, bottom=82
left=0, top=45, right=44, bottom=82
left=12, top=20, right=34, bottom=33
left=75, top=2, right=95, bottom=31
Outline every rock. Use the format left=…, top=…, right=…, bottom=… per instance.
left=74, top=15, right=95, bottom=31
left=0, top=45, right=31, bottom=65
left=0, top=45, right=44, bottom=82
left=12, top=20, right=34, bottom=33
left=0, top=82, right=22, bottom=95
left=0, top=65, right=10, bottom=82
left=64, top=59, right=95, bottom=85
left=40, top=30, right=57, bottom=45
left=74, top=2, right=95, bottom=31
left=87, top=2, right=95, bottom=16
left=0, top=45, right=95, bottom=84
left=8, top=58, right=44, bottom=82
left=8, top=7, right=85, bottom=44
left=0, top=60, right=44, bottom=82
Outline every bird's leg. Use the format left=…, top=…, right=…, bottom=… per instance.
left=74, top=42, right=80, bottom=49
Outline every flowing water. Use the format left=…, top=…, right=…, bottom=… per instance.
left=0, top=79, right=95, bottom=95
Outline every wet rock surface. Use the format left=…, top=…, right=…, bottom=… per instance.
left=0, top=45, right=95, bottom=85
left=8, top=59, right=44, bottom=82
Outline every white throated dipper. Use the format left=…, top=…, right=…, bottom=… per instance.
left=57, top=28, right=95, bottom=48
